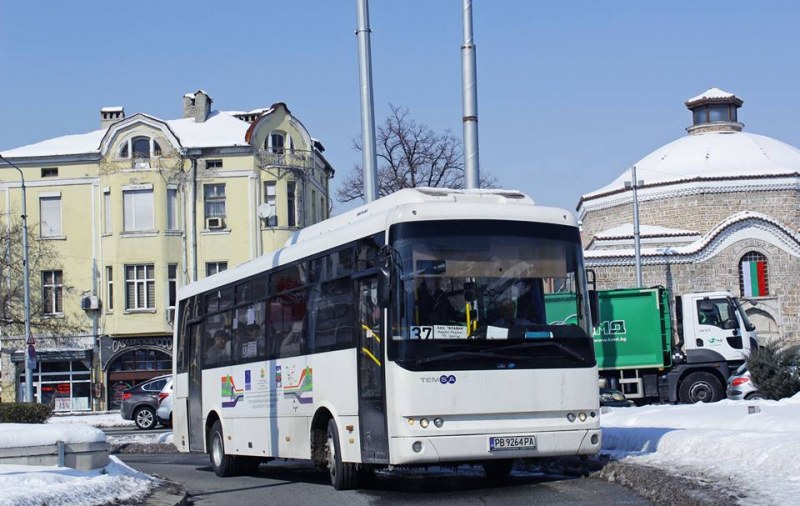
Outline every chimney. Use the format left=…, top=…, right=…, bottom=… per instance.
left=183, top=90, right=213, bottom=123
left=100, top=107, right=125, bottom=129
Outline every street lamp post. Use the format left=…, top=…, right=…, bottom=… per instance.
left=0, top=154, right=34, bottom=402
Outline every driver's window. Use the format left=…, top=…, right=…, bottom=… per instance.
left=697, top=299, right=730, bottom=329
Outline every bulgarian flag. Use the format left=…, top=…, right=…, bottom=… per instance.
left=742, top=261, right=767, bottom=297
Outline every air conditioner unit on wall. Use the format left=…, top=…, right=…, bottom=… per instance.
left=80, top=295, right=100, bottom=311
left=206, top=217, right=224, bottom=229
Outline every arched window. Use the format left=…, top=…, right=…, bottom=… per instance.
left=132, top=137, right=150, bottom=159
left=120, top=137, right=162, bottom=159
left=267, top=132, right=285, bottom=154
left=739, top=251, right=769, bottom=297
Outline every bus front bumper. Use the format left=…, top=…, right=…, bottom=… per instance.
left=388, top=428, right=601, bottom=465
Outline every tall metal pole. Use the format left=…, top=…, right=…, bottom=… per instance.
left=631, top=165, right=643, bottom=287
left=461, top=0, right=480, bottom=189
left=356, top=0, right=379, bottom=203
left=0, top=155, right=34, bottom=402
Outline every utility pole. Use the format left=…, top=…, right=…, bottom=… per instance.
left=356, top=0, right=379, bottom=203
left=0, top=154, right=34, bottom=402
left=461, top=0, right=480, bottom=189
left=625, top=166, right=643, bottom=287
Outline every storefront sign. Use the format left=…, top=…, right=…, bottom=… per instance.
left=100, top=336, right=172, bottom=369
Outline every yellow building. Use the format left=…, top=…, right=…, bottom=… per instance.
left=0, top=90, right=334, bottom=410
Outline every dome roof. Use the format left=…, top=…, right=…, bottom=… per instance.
left=583, top=130, right=800, bottom=200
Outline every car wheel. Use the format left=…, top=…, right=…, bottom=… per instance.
left=326, top=418, right=359, bottom=490
left=745, top=392, right=765, bottom=400
left=679, top=372, right=724, bottom=403
left=209, top=420, right=239, bottom=477
left=134, top=406, right=156, bottom=430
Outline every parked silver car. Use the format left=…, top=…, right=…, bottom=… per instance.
left=120, top=374, right=171, bottom=429
left=726, top=364, right=764, bottom=400
left=156, top=377, right=173, bottom=428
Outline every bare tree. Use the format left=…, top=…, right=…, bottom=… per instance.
left=336, top=105, right=497, bottom=203
left=0, top=215, right=86, bottom=341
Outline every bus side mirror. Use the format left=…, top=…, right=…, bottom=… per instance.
left=589, top=289, right=600, bottom=328
left=377, top=266, right=392, bottom=308
left=377, top=245, right=394, bottom=308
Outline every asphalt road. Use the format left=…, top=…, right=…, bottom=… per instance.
left=119, top=453, right=651, bottom=506
left=104, top=425, right=171, bottom=438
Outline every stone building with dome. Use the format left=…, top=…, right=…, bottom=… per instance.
left=577, top=88, right=800, bottom=344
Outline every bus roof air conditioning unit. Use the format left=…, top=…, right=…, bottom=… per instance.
left=206, top=217, right=224, bottom=230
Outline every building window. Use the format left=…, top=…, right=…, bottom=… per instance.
left=123, top=188, right=154, bottom=232
left=166, top=188, right=178, bottom=230
left=42, top=270, right=63, bottom=315
left=264, top=182, right=278, bottom=227
left=206, top=159, right=223, bottom=169
left=267, top=132, right=285, bottom=154
left=103, top=190, right=112, bottom=234
left=311, top=189, right=317, bottom=223
left=168, top=264, right=178, bottom=321
left=204, top=184, right=226, bottom=222
left=39, top=196, right=62, bottom=238
left=287, top=181, right=297, bottom=227
left=41, top=167, right=58, bottom=178
left=321, top=196, right=326, bottom=220
left=125, top=264, right=155, bottom=310
left=106, top=266, right=113, bottom=311
left=206, top=262, right=228, bottom=277
left=120, top=137, right=162, bottom=159
left=739, top=252, right=769, bottom=297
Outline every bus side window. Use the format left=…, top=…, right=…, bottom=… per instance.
left=269, top=290, right=307, bottom=358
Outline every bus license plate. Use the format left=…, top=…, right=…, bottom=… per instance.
left=489, top=435, right=536, bottom=451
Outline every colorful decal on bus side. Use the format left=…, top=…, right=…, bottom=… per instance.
left=281, top=366, right=313, bottom=404
left=221, top=371, right=251, bottom=408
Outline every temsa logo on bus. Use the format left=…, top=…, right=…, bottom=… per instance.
left=420, top=375, right=456, bottom=384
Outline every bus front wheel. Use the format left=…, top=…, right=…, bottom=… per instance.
left=326, top=419, right=359, bottom=490
left=209, top=420, right=238, bottom=477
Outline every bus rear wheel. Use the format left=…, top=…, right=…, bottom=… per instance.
left=326, top=419, right=359, bottom=490
left=209, top=420, right=239, bottom=477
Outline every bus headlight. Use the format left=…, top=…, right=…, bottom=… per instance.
left=412, top=441, right=423, bottom=453
left=578, top=412, right=587, bottom=422
left=433, top=417, right=444, bottom=428
left=567, top=413, right=576, bottom=423
left=420, top=418, right=430, bottom=429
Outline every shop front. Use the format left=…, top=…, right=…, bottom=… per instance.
left=100, top=336, right=172, bottom=410
left=11, top=349, right=93, bottom=411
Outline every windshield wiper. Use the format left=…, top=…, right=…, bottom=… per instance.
left=491, top=341, right=588, bottom=363
left=415, top=350, right=519, bottom=365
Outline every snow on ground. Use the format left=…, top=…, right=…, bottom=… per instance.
left=600, top=392, right=800, bottom=505
left=4, top=396, right=800, bottom=504
left=0, top=423, right=105, bottom=447
left=48, top=411, right=134, bottom=428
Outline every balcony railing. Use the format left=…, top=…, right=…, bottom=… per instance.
left=257, top=149, right=314, bottom=170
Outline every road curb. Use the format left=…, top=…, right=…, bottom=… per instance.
left=142, top=479, right=189, bottom=506
left=592, top=461, right=746, bottom=506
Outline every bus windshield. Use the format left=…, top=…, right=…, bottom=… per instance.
left=388, top=220, right=596, bottom=371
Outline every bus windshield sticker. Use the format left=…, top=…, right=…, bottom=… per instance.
left=486, top=326, right=509, bottom=340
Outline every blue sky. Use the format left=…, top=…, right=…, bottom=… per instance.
left=2, top=1, right=799, bottom=214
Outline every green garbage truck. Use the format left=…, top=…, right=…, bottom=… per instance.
left=547, top=286, right=758, bottom=403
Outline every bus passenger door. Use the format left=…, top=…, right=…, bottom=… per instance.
left=357, top=276, right=389, bottom=462
left=187, top=323, right=205, bottom=452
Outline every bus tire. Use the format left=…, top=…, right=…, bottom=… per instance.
left=483, top=459, right=514, bottom=482
left=209, top=420, right=239, bottom=477
left=679, top=372, right=723, bottom=403
left=326, top=419, right=359, bottom=490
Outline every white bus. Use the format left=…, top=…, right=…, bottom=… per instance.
left=172, top=188, right=601, bottom=489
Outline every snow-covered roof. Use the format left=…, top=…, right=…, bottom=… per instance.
left=582, top=131, right=800, bottom=201
left=685, top=87, right=741, bottom=106
left=100, top=106, right=124, bottom=112
left=1, top=111, right=251, bottom=158
left=593, top=223, right=700, bottom=239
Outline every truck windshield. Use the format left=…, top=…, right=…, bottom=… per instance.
left=733, top=298, right=756, bottom=331
left=387, top=220, right=596, bottom=371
